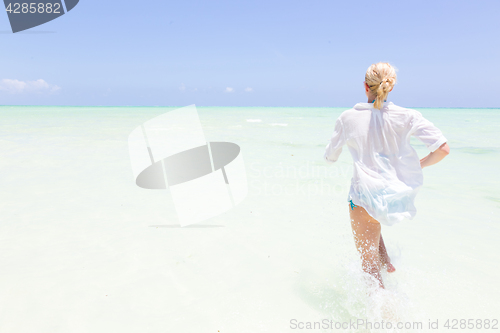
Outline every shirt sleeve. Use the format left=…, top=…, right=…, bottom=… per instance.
left=409, top=111, right=447, bottom=152
left=324, top=117, right=346, bottom=163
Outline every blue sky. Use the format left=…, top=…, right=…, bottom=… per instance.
left=0, top=0, right=499, bottom=107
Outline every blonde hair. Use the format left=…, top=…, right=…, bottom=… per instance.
left=365, top=62, right=397, bottom=110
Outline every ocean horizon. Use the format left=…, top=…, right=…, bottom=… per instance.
left=2, top=104, right=500, bottom=108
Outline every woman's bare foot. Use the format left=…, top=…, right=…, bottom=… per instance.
left=379, top=254, right=396, bottom=273
left=365, top=266, right=385, bottom=289
left=385, top=262, right=396, bottom=273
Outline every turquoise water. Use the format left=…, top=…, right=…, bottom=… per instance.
left=0, top=105, right=499, bottom=332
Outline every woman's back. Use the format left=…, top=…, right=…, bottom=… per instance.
left=343, top=101, right=414, bottom=161
left=324, top=101, right=447, bottom=225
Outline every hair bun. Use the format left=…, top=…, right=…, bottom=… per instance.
left=365, top=62, right=397, bottom=110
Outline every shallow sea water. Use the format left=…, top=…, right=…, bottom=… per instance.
left=0, top=105, right=499, bottom=332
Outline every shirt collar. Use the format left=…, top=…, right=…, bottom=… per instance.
left=353, top=101, right=394, bottom=110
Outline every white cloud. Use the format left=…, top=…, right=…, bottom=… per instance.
left=179, top=83, right=186, bottom=92
left=0, top=79, right=60, bottom=94
left=244, top=87, right=253, bottom=92
left=225, top=87, right=234, bottom=93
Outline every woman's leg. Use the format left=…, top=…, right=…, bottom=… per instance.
left=349, top=203, right=384, bottom=288
left=379, top=235, right=395, bottom=273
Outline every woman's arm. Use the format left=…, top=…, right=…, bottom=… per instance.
left=324, top=117, right=346, bottom=163
left=420, top=142, right=450, bottom=169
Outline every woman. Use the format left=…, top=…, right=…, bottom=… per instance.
left=324, top=62, right=450, bottom=288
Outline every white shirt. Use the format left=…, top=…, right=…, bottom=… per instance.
left=324, top=101, right=447, bottom=226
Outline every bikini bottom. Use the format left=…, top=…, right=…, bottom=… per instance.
left=349, top=199, right=358, bottom=211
